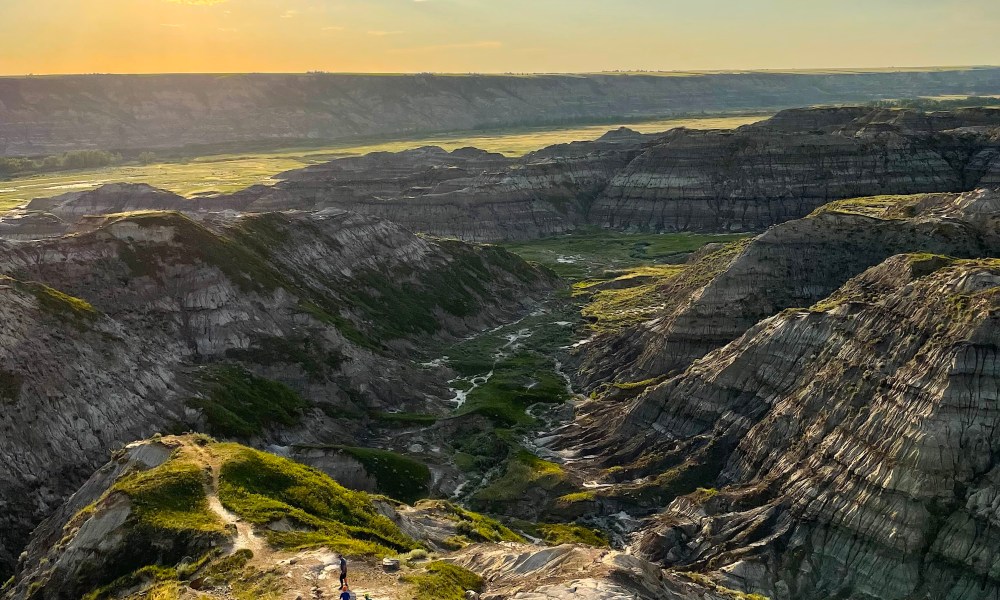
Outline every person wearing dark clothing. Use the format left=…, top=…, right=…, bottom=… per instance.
left=339, top=556, right=348, bottom=587
left=339, top=586, right=351, bottom=600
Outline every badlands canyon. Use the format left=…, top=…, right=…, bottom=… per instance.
left=2, top=71, right=1000, bottom=600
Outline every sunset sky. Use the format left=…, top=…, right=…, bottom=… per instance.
left=1, top=0, right=998, bottom=75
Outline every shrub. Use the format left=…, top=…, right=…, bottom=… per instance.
left=189, top=365, right=309, bottom=438
left=535, top=523, right=609, bottom=547
left=333, top=446, right=431, bottom=504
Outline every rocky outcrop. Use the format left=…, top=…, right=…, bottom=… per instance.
left=591, top=107, right=1000, bottom=231
left=236, top=107, right=1000, bottom=241
left=7, top=107, right=1000, bottom=243
left=22, top=183, right=200, bottom=217
left=228, top=137, right=649, bottom=241
left=451, top=544, right=730, bottom=600
left=0, top=209, right=555, bottom=580
left=578, top=188, right=1000, bottom=388
left=3, top=436, right=719, bottom=600
left=563, top=255, right=1000, bottom=600
left=4, top=70, right=1000, bottom=156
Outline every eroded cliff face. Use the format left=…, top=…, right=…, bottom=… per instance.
left=560, top=255, right=1000, bottom=600
left=590, top=107, right=1000, bottom=231
left=577, top=188, right=1000, bottom=389
left=6, top=107, right=1000, bottom=243
left=239, top=107, right=1000, bottom=241
left=0, top=209, right=555, bottom=580
left=4, top=70, right=1000, bottom=156
left=225, top=135, right=651, bottom=241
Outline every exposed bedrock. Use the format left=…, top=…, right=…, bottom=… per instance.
left=4, top=69, right=1000, bottom=156
left=237, top=107, right=1000, bottom=241
left=590, top=107, right=1000, bottom=232
left=3, top=435, right=726, bottom=600
left=0, top=208, right=555, bottom=579
left=565, top=255, right=1000, bottom=600
left=577, top=188, right=1000, bottom=389
left=6, top=107, right=1000, bottom=243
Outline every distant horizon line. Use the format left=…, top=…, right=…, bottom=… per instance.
left=2, top=65, right=1000, bottom=78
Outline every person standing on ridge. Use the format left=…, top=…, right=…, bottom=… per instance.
left=339, top=555, right=348, bottom=588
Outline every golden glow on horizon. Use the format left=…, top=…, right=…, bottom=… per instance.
left=0, top=0, right=997, bottom=75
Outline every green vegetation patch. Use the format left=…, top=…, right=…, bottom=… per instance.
left=457, top=351, right=570, bottom=427
left=7, top=278, right=99, bottom=326
left=228, top=213, right=295, bottom=258
left=419, top=500, right=525, bottom=544
left=58, top=443, right=229, bottom=600
left=443, top=299, right=578, bottom=378
left=111, top=212, right=286, bottom=294
left=595, top=441, right=731, bottom=510
left=0, top=370, right=23, bottom=403
left=193, top=549, right=285, bottom=600
left=216, top=444, right=419, bottom=556
left=570, top=236, right=750, bottom=336
left=473, top=450, right=570, bottom=504
left=449, top=430, right=516, bottom=475
left=113, top=459, right=225, bottom=534
left=679, top=572, right=770, bottom=600
left=534, top=523, right=609, bottom=548
left=82, top=549, right=285, bottom=600
left=401, top=562, right=484, bottom=600
left=0, top=149, right=122, bottom=178
left=670, top=237, right=752, bottom=292
left=502, top=230, right=751, bottom=280
left=322, top=446, right=431, bottom=505
left=577, top=265, right=685, bottom=332
left=340, top=241, right=541, bottom=341
left=296, top=300, right=373, bottom=350
left=189, top=365, right=309, bottom=438
left=555, top=491, right=596, bottom=504
left=224, top=335, right=344, bottom=381
left=809, top=194, right=924, bottom=219
left=82, top=565, right=179, bottom=600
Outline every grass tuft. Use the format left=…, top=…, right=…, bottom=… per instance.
left=534, top=523, right=609, bottom=548
left=402, top=562, right=483, bottom=600
left=216, top=444, right=419, bottom=556
left=113, top=460, right=224, bottom=534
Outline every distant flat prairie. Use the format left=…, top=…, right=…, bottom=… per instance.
left=0, top=114, right=765, bottom=213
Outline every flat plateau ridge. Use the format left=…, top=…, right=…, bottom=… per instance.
left=5, top=105, right=1000, bottom=242
left=2, top=68, right=1000, bottom=155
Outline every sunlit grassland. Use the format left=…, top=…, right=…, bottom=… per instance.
left=501, top=229, right=752, bottom=280
left=0, top=114, right=765, bottom=213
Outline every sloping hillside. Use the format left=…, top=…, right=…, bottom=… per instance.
left=3, top=69, right=1000, bottom=156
